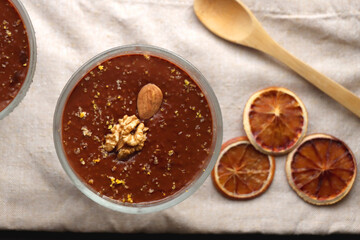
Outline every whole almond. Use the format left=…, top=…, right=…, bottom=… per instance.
left=137, top=83, right=163, bottom=119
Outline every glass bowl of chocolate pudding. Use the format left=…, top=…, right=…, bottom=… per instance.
left=53, top=44, right=223, bottom=214
left=0, top=0, right=37, bottom=120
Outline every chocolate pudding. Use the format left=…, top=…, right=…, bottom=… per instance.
left=61, top=53, right=214, bottom=204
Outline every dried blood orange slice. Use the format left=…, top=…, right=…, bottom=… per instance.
left=243, top=87, right=308, bottom=155
left=212, top=137, right=275, bottom=199
left=286, top=134, right=357, bottom=205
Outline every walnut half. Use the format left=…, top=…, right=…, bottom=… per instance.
left=104, top=115, right=148, bottom=160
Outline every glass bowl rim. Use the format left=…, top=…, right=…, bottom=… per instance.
left=0, top=0, right=37, bottom=120
left=53, top=44, right=223, bottom=214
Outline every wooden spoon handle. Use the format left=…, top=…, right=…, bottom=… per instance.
left=250, top=35, right=360, bottom=118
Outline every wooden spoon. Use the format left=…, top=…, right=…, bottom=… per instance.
left=194, top=0, right=360, bottom=118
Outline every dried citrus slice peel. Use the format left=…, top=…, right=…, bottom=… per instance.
left=243, top=87, right=308, bottom=155
left=286, top=133, right=357, bottom=205
left=212, top=137, right=275, bottom=199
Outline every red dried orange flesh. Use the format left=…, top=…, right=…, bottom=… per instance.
left=286, top=134, right=357, bottom=205
left=212, top=137, right=275, bottom=199
left=243, top=87, right=308, bottom=155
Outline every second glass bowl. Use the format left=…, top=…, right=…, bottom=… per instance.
left=0, top=0, right=37, bottom=120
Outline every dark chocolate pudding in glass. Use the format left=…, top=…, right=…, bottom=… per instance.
left=0, top=0, right=29, bottom=111
left=62, top=54, right=213, bottom=203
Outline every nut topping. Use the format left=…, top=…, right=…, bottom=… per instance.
left=137, top=83, right=163, bottom=119
left=104, top=115, right=148, bottom=160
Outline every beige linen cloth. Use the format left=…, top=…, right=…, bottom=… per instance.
left=0, top=0, right=360, bottom=234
